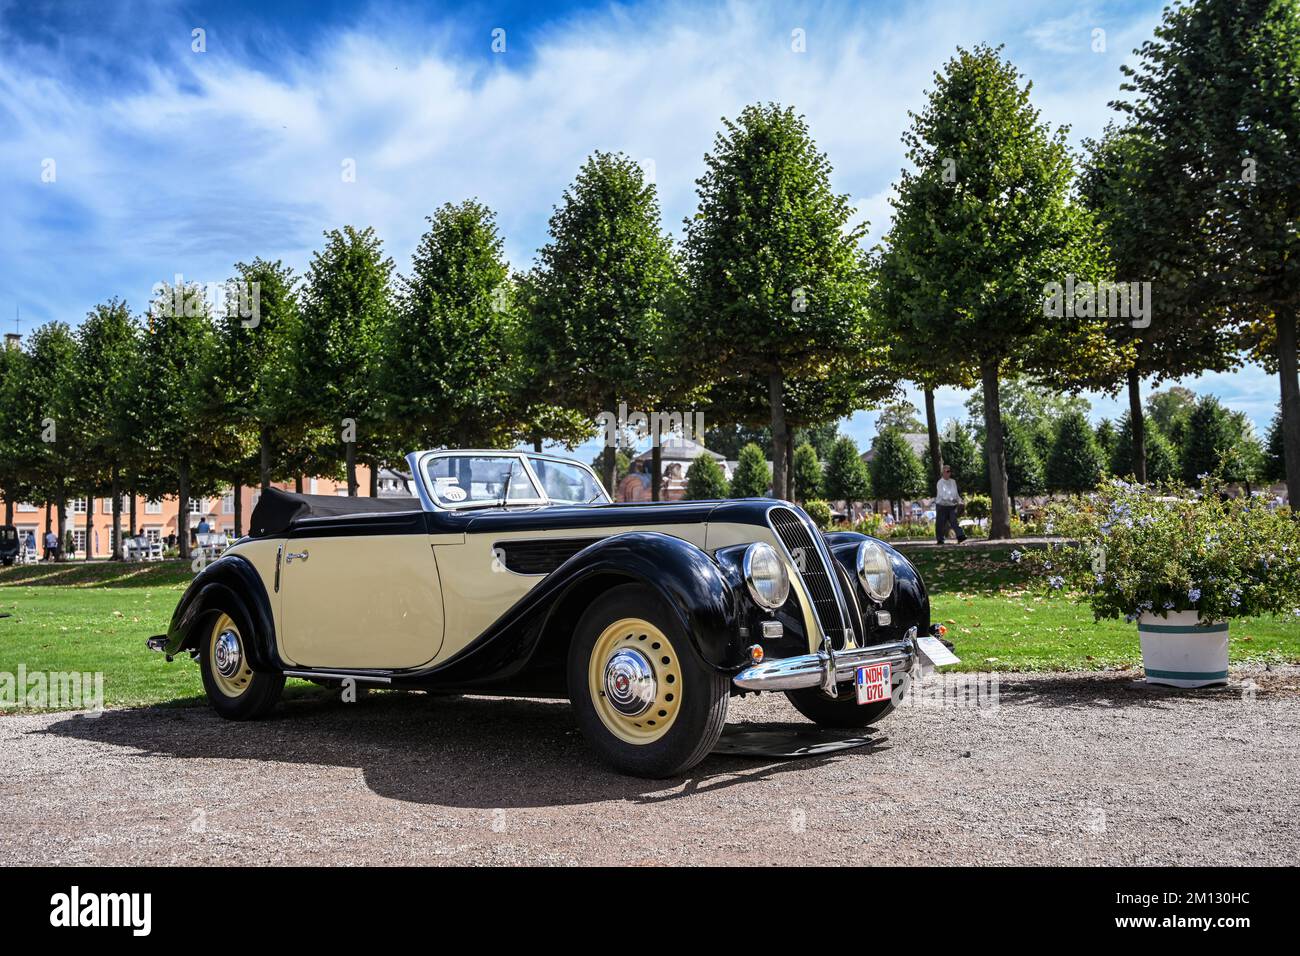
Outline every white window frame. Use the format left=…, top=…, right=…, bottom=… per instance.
left=145, top=499, right=162, bottom=515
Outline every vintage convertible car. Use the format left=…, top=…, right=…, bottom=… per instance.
left=148, top=449, right=953, bottom=777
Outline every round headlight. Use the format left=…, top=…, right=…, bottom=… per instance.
left=857, top=540, right=895, bottom=602
left=743, top=542, right=790, bottom=610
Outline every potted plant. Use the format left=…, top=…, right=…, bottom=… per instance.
left=1019, top=479, right=1300, bottom=687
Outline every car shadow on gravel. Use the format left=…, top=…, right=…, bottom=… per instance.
left=35, top=691, right=886, bottom=809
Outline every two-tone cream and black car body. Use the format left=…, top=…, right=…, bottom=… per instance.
left=149, top=449, right=950, bottom=777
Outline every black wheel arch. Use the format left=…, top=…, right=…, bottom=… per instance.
left=425, top=531, right=747, bottom=688
left=163, top=554, right=280, bottom=670
left=823, top=531, right=931, bottom=639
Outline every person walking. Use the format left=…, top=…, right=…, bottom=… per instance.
left=935, top=464, right=967, bottom=545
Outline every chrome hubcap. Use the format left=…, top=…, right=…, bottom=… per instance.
left=213, top=629, right=242, bottom=678
left=603, top=648, right=656, bottom=717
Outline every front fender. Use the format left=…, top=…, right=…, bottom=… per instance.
left=824, top=531, right=930, bottom=639
left=162, top=554, right=279, bottom=669
left=422, top=531, right=743, bottom=686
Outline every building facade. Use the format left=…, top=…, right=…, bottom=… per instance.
left=1, top=466, right=409, bottom=558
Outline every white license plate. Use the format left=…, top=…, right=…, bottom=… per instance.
left=856, top=662, right=891, bottom=705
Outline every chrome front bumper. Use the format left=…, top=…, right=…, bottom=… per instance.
left=732, top=627, right=918, bottom=697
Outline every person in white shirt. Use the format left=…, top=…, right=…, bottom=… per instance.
left=935, top=465, right=967, bottom=545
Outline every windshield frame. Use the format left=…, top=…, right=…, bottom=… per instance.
left=408, top=450, right=611, bottom=511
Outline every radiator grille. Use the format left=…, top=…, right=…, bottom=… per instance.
left=768, top=506, right=846, bottom=644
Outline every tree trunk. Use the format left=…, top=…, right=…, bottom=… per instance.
left=178, top=458, right=191, bottom=560
left=346, top=441, right=358, bottom=497
left=651, top=417, right=663, bottom=502
left=532, top=435, right=543, bottom=454
left=128, top=486, right=137, bottom=541
left=1127, top=366, right=1147, bottom=484
left=786, top=439, right=795, bottom=500
left=110, top=468, right=122, bottom=560
left=44, top=500, right=51, bottom=534
left=55, top=481, right=66, bottom=548
left=84, top=495, right=93, bottom=559
left=769, top=371, right=788, bottom=501
left=295, top=474, right=304, bottom=494
left=259, top=427, right=272, bottom=491
left=602, top=392, right=618, bottom=495
left=233, top=480, right=243, bottom=537
left=1276, top=311, right=1300, bottom=507
left=369, top=464, right=379, bottom=497
left=924, top=387, right=943, bottom=486
left=3, top=498, right=11, bottom=525
left=980, top=359, right=1012, bottom=539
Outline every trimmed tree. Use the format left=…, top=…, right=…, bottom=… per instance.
left=1180, top=396, right=1240, bottom=485
left=384, top=201, right=521, bottom=452
left=521, top=152, right=678, bottom=495
left=869, top=429, right=925, bottom=518
left=73, top=300, right=141, bottom=557
left=294, top=226, right=393, bottom=495
left=729, top=443, right=770, bottom=498
left=1117, top=0, right=1300, bottom=502
left=684, top=453, right=729, bottom=500
left=683, top=103, right=871, bottom=503
left=879, top=45, right=1121, bottom=537
left=1046, top=411, right=1104, bottom=493
left=792, top=442, right=823, bottom=502
left=823, top=436, right=872, bottom=509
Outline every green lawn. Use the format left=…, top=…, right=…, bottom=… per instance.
left=905, top=543, right=1299, bottom=671
left=1, top=550, right=1297, bottom=711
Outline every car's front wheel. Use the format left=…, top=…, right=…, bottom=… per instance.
left=199, top=606, right=284, bottom=720
left=567, top=584, right=728, bottom=778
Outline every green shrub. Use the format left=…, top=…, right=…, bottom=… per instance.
left=964, top=494, right=991, bottom=521
left=684, top=453, right=729, bottom=500
left=1020, top=478, right=1300, bottom=623
left=803, top=499, right=832, bottom=530
left=729, top=443, right=770, bottom=498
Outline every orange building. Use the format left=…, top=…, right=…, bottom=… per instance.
left=3, top=466, right=395, bottom=558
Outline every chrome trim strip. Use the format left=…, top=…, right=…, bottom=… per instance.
left=406, top=449, right=610, bottom=513
left=282, top=669, right=393, bottom=685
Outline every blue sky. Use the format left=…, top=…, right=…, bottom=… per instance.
left=0, top=0, right=1280, bottom=462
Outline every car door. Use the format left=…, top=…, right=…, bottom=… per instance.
left=278, top=516, right=444, bottom=669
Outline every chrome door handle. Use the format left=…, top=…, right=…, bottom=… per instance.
left=286, top=550, right=309, bottom=564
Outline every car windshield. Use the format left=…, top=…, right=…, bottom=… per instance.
left=528, top=456, right=608, bottom=504
left=424, top=455, right=541, bottom=508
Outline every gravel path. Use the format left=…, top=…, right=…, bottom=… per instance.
left=3, top=667, right=1297, bottom=866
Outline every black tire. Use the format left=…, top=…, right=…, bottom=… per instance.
left=785, top=682, right=900, bottom=729
left=198, top=601, right=284, bottom=720
left=567, top=583, right=728, bottom=778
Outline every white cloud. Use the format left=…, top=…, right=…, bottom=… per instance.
left=0, top=0, right=1279, bottom=440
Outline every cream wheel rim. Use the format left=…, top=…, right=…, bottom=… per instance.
left=209, top=613, right=254, bottom=698
left=588, top=617, right=682, bottom=744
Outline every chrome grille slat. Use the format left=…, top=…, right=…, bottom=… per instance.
left=767, top=506, right=847, bottom=645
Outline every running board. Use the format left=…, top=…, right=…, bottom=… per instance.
left=282, top=669, right=393, bottom=685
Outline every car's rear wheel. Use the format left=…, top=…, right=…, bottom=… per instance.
left=567, top=584, right=728, bottom=778
left=785, top=682, right=901, bottom=728
left=199, top=607, right=284, bottom=720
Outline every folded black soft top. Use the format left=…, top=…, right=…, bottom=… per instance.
left=248, top=487, right=421, bottom=537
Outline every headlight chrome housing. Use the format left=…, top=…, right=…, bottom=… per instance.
left=743, top=542, right=790, bottom=610
left=856, top=540, right=895, bottom=602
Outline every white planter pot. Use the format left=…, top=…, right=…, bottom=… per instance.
left=1137, top=610, right=1229, bottom=688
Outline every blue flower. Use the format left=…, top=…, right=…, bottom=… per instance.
left=1163, top=600, right=1176, bottom=610
left=1094, top=572, right=1105, bottom=585
left=1229, top=591, right=1242, bottom=608
left=1010, top=550, right=1022, bottom=563
left=1188, top=587, right=1202, bottom=604
left=1048, top=575, right=1064, bottom=590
